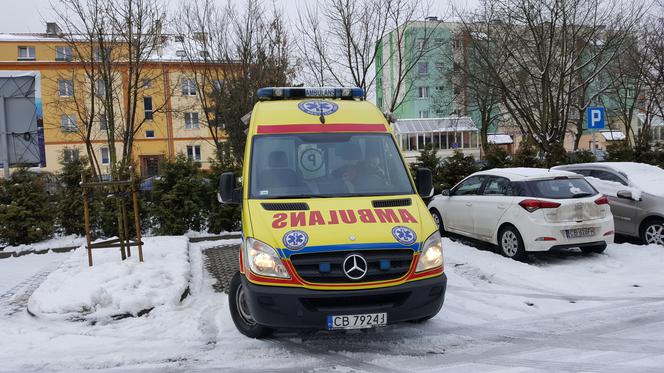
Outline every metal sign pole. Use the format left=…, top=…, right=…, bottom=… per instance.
left=0, top=97, right=9, bottom=179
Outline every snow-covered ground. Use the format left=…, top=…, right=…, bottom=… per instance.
left=0, top=238, right=663, bottom=372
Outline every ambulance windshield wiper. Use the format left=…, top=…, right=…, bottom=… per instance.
left=267, top=194, right=333, bottom=199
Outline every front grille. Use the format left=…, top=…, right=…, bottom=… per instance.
left=290, top=249, right=413, bottom=283
left=300, top=292, right=409, bottom=312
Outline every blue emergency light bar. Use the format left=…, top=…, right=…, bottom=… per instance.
left=257, top=87, right=364, bottom=101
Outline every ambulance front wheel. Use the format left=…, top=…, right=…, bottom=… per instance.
left=229, top=272, right=274, bottom=339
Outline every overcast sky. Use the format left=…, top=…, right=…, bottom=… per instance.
left=1, top=0, right=470, bottom=34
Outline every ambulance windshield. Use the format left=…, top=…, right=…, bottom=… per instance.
left=249, top=133, right=414, bottom=199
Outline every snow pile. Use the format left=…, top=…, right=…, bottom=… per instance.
left=27, top=236, right=190, bottom=321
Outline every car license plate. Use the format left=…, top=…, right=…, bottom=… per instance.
left=565, top=227, right=595, bottom=239
left=327, top=313, right=387, bottom=330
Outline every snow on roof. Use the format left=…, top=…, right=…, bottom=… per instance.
left=393, top=117, right=477, bottom=134
left=600, top=131, right=625, bottom=141
left=487, top=134, right=513, bottom=144
left=0, top=33, right=65, bottom=42
left=478, top=167, right=579, bottom=180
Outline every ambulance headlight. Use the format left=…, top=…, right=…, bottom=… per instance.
left=246, top=238, right=290, bottom=278
left=416, top=231, right=444, bottom=272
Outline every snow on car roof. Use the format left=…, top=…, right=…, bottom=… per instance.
left=555, top=162, right=664, bottom=197
left=477, top=167, right=580, bottom=181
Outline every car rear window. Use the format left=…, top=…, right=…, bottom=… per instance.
left=526, top=178, right=598, bottom=199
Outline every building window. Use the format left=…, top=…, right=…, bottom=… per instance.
left=184, top=112, right=199, bottom=129
left=417, top=38, right=426, bottom=50
left=143, top=97, right=153, bottom=120
left=182, top=79, right=196, bottom=96
left=94, top=47, right=111, bottom=61
left=96, top=79, right=105, bottom=97
left=212, top=79, right=224, bottom=92
left=187, top=145, right=201, bottom=161
left=63, top=148, right=79, bottom=163
left=145, top=130, right=155, bottom=138
left=418, top=86, right=429, bottom=98
left=58, top=79, right=74, bottom=97
left=99, top=114, right=108, bottom=131
left=453, top=39, right=462, bottom=49
left=418, top=62, right=429, bottom=75
left=419, top=110, right=430, bottom=118
left=142, top=79, right=152, bottom=88
left=453, top=62, right=460, bottom=72
left=60, top=115, right=77, bottom=132
left=435, top=62, right=444, bottom=71
left=100, top=147, right=110, bottom=165
left=454, top=85, right=461, bottom=95
left=55, top=46, right=72, bottom=61
left=18, top=46, right=36, bottom=60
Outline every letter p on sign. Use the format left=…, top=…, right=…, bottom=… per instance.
left=587, top=107, right=606, bottom=130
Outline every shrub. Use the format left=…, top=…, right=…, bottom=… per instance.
left=483, top=145, right=511, bottom=170
left=605, top=140, right=635, bottom=162
left=512, top=138, right=542, bottom=168
left=56, top=155, right=92, bottom=236
left=0, top=168, right=56, bottom=245
left=439, top=150, right=479, bottom=190
left=572, top=150, right=596, bottom=164
left=410, top=144, right=444, bottom=191
left=149, top=155, right=209, bottom=235
left=544, top=143, right=569, bottom=167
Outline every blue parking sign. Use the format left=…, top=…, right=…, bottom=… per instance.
left=587, top=107, right=605, bottom=129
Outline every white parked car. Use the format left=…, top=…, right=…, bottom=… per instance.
left=428, top=168, right=615, bottom=260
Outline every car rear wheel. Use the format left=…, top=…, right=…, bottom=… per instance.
left=498, top=226, right=526, bottom=261
left=229, top=272, right=273, bottom=339
left=430, top=209, right=445, bottom=235
left=641, top=218, right=664, bottom=246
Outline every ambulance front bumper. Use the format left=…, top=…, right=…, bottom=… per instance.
left=241, top=274, right=447, bottom=329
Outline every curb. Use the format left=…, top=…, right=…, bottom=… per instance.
left=0, top=245, right=79, bottom=259
left=0, top=233, right=241, bottom=260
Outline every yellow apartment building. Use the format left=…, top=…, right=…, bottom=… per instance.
left=0, top=26, right=223, bottom=178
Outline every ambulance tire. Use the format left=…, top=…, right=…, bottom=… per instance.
left=229, top=272, right=274, bottom=339
left=498, top=225, right=526, bottom=261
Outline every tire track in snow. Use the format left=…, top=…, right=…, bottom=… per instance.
left=0, top=268, right=54, bottom=316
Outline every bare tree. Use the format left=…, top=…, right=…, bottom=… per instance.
left=458, top=0, right=644, bottom=156
left=178, top=0, right=294, bottom=166
left=296, top=0, right=437, bottom=113
left=51, top=0, right=169, bottom=180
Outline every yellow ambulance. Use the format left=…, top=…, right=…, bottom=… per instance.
left=218, top=87, right=446, bottom=338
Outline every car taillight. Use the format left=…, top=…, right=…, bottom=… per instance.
left=595, top=195, right=609, bottom=205
left=519, top=199, right=561, bottom=213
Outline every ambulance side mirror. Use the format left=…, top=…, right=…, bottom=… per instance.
left=415, top=168, right=434, bottom=199
left=218, top=172, right=242, bottom=204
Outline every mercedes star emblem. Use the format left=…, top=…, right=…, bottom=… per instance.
left=343, top=253, right=368, bottom=280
